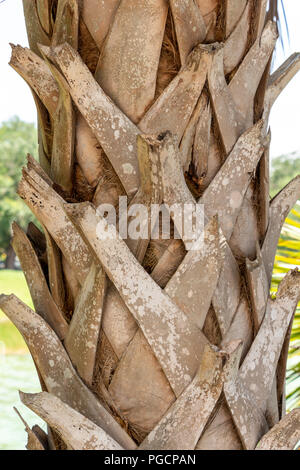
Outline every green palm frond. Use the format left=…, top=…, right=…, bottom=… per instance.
left=272, top=200, right=300, bottom=410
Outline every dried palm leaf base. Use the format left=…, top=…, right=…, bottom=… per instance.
left=5, top=0, right=300, bottom=451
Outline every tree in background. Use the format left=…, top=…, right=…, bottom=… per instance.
left=0, top=117, right=37, bottom=268
left=1, top=0, right=300, bottom=451
left=271, top=152, right=300, bottom=197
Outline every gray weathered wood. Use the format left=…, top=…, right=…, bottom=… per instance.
left=257, top=135, right=271, bottom=240
left=9, top=45, right=59, bottom=118
left=212, top=243, right=241, bottom=337
left=108, top=218, right=223, bottom=432
left=192, top=93, right=212, bottom=179
left=224, top=2, right=250, bottom=74
left=11, top=222, right=68, bottom=340
left=0, top=294, right=136, bottom=450
left=229, top=21, right=278, bottom=127
left=14, top=407, right=46, bottom=450
left=223, top=341, right=269, bottom=450
left=139, top=345, right=224, bottom=450
left=44, top=228, right=66, bottom=313
left=139, top=44, right=214, bottom=142
left=265, top=378, right=280, bottom=428
left=256, top=409, right=300, bottom=450
left=45, top=42, right=140, bottom=197
left=165, top=216, right=224, bottom=329
left=64, top=263, right=106, bottom=386
left=65, top=203, right=209, bottom=397
left=208, top=44, right=244, bottom=154
left=18, top=159, right=93, bottom=284
left=196, top=402, right=243, bottom=450
left=246, top=246, right=269, bottom=333
left=20, top=392, right=123, bottom=450
left=200, top=120, right=265, bottom=240
left=221, top=295, right=253, bottom=360
left=229, top=181, right=260, bottom=260
left=239, top=270, right=300, bottom=411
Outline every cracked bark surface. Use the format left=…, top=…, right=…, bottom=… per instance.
left=3, top=0, right=299, bottom=450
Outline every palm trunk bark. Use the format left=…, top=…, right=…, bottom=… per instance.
left=1, top=0, right=300, bottom=450
left=4, top=246, right=16, bottom=270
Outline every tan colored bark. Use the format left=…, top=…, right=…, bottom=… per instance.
left=139, top=345, right=224, bottom=450
left=180, top=93, right=210, bottom=173
left=229, top=21, right=278, bottom=127
left=263, top=53, right=300, bottom=127
left=10, top=45, right=58, bottom=118
left=81, top=0, right=119, bottom=51
left=44, top=59, right=75, bottom=193
left=96, top=0, right=168, bottom=123
left=208, top=44, right=245, bottom=154
left=196, top=401, right=243, bottom=450
left=44, top=229, right=66, bottom=313
left=239, top=270, right=300, bottom=411
left=257, top=409, right=300, bottom=450
left=18, top=159, right=93, bottom=284
left=192, top=93, right=212, bottom=179
left=223, top=341, right=269, bottom=450
left=0, top=295, right=136, bottom=450
left=165, top=216, right=223, bottom=330
left=65, top=203, right=209, bottom=397
left=36, top=0, right=51, bottom=35
left=225, top=0, right=247, bottom=38
left=224, top=2, right=250, bottom=75
left=139, top=44, right=214, bottom=141
left=11, top=222, right=68, bottom=340
left=51, top=0, right=79, bottom=49
left=20, top=392, right=123, bottom=450
left=14, top=407, right=46, bottom=450
left=246, top=248, right=269, bottom=333
left=109, top=328, right=175, bottom=435
left=200, top=120, right=265, bottom=240
left=22, top=0, right=50, bottom=56
left=64, top=263, right=106, bottom=386
left=170, top=0, right=206, bottom=65
left=43, top=42, right=140, bottom=197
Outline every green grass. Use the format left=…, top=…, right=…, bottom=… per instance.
left=0, top=270, right=33, bottom=352
left=0, top=321, right=27, bottom=352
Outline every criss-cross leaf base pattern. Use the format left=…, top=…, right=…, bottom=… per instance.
left=3, top=0, right=300, bottom=450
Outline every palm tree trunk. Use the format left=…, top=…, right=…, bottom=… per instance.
left=1, top=0, right=300, bottom=450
